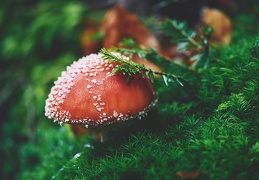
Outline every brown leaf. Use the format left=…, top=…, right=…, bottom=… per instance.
left=200, top=7, right=232, bottom=45
left=81, top=21, right=103, bottom=55
left=70, top=124, right=90, bottom=136
left=102, top=6, right=161, bottom=50
left=70, top=124, right=105, bottom=141
left=133, top=54, right=162, bottom=73
left=176, top=170, right=201, bottom=179
left=102, top=6, right=162, bottom=74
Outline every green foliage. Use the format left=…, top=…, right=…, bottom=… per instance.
left=0, top=0, right=97, bottom=179
left=101, top=47, right=185, bottom=85
left=161, top=19, right=202, bottom=49
left=1, top=0, right=259, bottom=180
left=160, top=19, right=214, bottom=69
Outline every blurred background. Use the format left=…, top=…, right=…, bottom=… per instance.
left=0, top=0, right=258, bottom=179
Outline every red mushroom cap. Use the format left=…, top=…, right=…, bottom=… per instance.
left=45, top=53, right=157, bottom=126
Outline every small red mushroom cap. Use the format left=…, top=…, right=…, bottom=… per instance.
left=45, top=53, right=157, bottom=126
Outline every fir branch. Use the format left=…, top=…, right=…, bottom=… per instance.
left=251, top=39, right=259, bottom=60
left=162, top=19, right=202, bottom=49
left=161, top=19, right=214, bottom=69
left=172, top=22, right=201, bottom=49
left=100, top=48, right=185, bottom=86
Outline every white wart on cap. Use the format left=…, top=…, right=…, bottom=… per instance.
left=45, top=53, right=157, bottom=126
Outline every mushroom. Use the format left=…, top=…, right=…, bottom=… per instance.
left=45, top=53, right=157, bottom=133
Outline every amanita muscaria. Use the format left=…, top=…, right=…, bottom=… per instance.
left=45, top=53, right=157, bottom=128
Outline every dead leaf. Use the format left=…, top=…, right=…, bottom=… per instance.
left=102, top=6, right=161, bottom=50
left=176, top=170, right=201, bottom=179
left=102, top=6, right=162, bottom=73
left=81, top=21, right=103, bottom=55
left=70, top=124, right=90, bottom=136
left=200, top=7, right=232, bottom=45
left=133, top=54, right=162, bottom=73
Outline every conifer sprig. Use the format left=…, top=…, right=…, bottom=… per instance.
left=251, top=39, right=259, bottom=60
left=161, top=19, right=214, bottom=69
left=100, top=48, right=184, bottom=86
left=166, top=19, right=202, bottom=49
